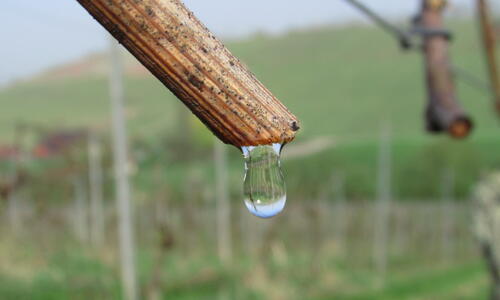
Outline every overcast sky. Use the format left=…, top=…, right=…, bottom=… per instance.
left=0, top=0, right=476, bottom=86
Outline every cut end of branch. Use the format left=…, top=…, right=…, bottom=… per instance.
left=425, top=103, right=474, bottom=139
left=425, top=0, right=448, bottom=11
left=447, top=116, right=473, bottom=139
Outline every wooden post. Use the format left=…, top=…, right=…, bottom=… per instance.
left=72, top=176, right=89, bottom=243
left=76, top=0, right=299, bottom=147
left=333, top=173, right=347, bottom=252
left=214, top=139, right=232, bottom=263
left=419, top=0, right=473, bottom=138
left=109, top=37, right=138, bottom=300
left=477, top=0, right=500, bottom=113
left=392, top=204, right=407, bottom=255
left=7, top=124, right=28, bottom=236
left=7, top=189, right=21, bottom=235
left=440, top=168, right=455, bottom=263
left=88, top=132, right=105, bottom=247
left=240, top=204, right=255, bottom=256
left=373, top=123, right=391, bottom=285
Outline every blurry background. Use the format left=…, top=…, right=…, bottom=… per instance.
left=0, top=0, right=499, bottom=299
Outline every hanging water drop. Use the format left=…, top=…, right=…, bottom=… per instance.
left=241, top=143, right=286, bottom=218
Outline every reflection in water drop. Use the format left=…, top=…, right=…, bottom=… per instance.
left=241, top=144, right=286, bottom=218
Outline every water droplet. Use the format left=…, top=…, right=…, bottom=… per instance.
left=241, top=143, right=286, bottom=218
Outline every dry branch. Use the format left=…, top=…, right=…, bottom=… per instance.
left=420, top=0, right=473, bottom=138
left=76, top=0, right=299, bottom=147
left=477, top=0, right=500, bottom=114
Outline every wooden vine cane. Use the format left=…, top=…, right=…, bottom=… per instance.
left=477, top=0, right=500, bottom=115
left=76, top=0, right=300, bottom=147
left=420, top=0, right=473, bottom=138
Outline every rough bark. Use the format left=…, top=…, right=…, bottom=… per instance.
left=76, top=0, right=299, bottom=147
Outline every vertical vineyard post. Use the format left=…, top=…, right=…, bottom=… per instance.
left=72, top=176, right=89, bottom=243
left=88, top=132, right=105, bottom=247
left=477, top=0, right=500, bottom=113
left=373, top=123, right=392, bottom=286
left=440, top=168, right=455, bottom=263
left=109, top=37, right=138, bottom=300
left=214, top=139, right=232, bottom=263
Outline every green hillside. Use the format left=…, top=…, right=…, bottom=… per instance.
left=1, top=20, right=499, bottom=198
left=2, top=21, right=497, bottom=138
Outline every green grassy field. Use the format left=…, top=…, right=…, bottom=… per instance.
left=0, top=252, right=488, bottom=300
left=0, top=22, right=497, bottom=139
left=0, top=199, right=490, bottom=300
left=1, top=20, right=499, bottom=199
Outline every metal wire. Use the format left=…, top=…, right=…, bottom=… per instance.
left=452, top=65, right=493, bottom=96
left=342, top=0, right=413, bottom=49
left=342, top=0, right=493, bottom=96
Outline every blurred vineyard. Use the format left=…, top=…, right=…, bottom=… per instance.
left=0, top=194, right=488, bottom=299
left=0, top=18, right=498, bottom=299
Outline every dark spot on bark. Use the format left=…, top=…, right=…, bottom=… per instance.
left=229, top=61, right=235, bottom=66
left=201, top=47, right=208, bottom=53
left=165, top=34, right=175, bottom=43
left=139, top=22, right=148, bottom=32
left=188, top=75, right=204, bottom=91
left=145, top=6, right=154, bottom=16
left=194, top=63, right=202, bottom=72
